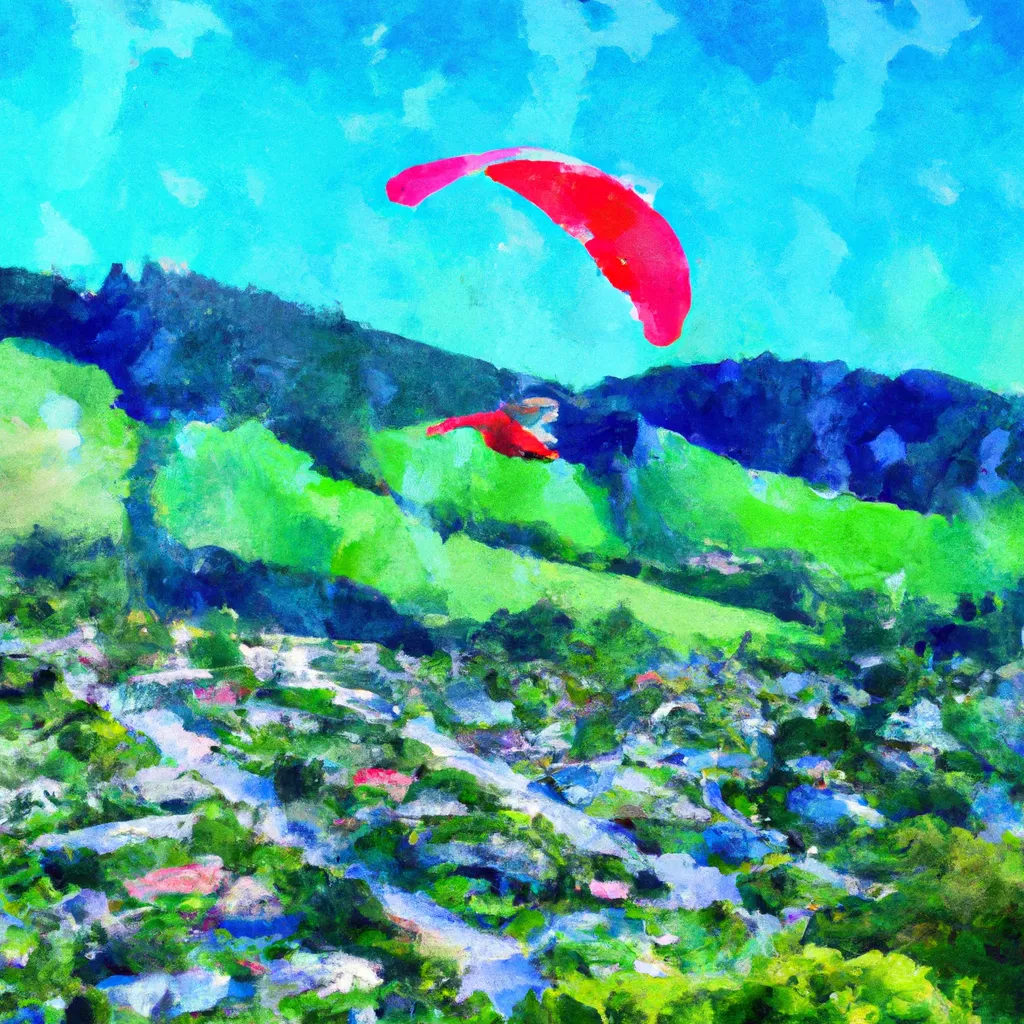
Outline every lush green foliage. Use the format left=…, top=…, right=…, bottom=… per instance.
left=0, top=340, right=136, bottom=548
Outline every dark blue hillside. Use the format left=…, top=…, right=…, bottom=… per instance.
left=3, top=263, right=1021, bottom=514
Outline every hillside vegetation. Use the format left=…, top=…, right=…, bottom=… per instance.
left=3, top=266, right=1024, bottom=1024
left=4, top=314, right=1024, bottom=662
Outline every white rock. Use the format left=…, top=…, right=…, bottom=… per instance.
left=634, top=959, right=669, bottom=977
left=32, top=814, right=196, bottom=854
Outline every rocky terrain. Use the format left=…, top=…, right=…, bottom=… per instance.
left=2, top=606, right=1022, bottom=1023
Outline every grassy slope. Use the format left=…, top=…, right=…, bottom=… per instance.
left=0, top=339, right=137, bottom=548
left=630, top=430, right=1024, bottom=608
left=153, top=420, right=810, bottom=652
left=18, top=330, right=1013, bottom=649
left=372, top=419, right=1024, bottom=612
left=371, top=424, right=628, bottom=562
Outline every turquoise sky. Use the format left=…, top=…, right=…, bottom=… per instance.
left=3, top=0, right=1023, bottom=390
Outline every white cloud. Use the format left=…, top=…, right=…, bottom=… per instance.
left=616, top=168, right=662, bottom=207
left=997, top=170, right=1024, bottom=210
left=401, top=74, right=447, bottom=130
left=158, top=257, right=191, bottom=275
left=35, top=202, right=95, bottom=270
left=142, top=0, right=229, bottom=59
left=881, top=244, right=950, bottom=337
left=918, top=160, right=961, bottom=205
left=161, top=168, right=208, bottom=207
left=49, top=0, right=229, bottom=191
left=597, top=0, right=678, bottom=60
left=513, top=0, right=676, bottom=147
left=244, top=168, right=266, bottom=207
left=774, top=200, right=858, bottom=355
left=491, top=200, right=545, bottom=254
left=361, top=24, right=388, bottom=64
left=809, top=0, right=979, bottom=193
left=339, top=112, right=392, bottom=143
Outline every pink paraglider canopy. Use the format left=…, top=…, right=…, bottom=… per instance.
left=386, top=148, right=691, bottom=347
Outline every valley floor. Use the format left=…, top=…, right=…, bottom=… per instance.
left=1, top=614, right=1021, bottom=1024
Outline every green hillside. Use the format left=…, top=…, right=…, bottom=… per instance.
left=7, top=334, right=1024, bottom=660
left=153, top=419, right=808, bottom=653
left=0, top=339, right=136, bottom=549
left=629, top=430, right=1024, bottom=609
left=370, top=417, right=1024, bottom=614
left=371, top=424, right=628, bottom=563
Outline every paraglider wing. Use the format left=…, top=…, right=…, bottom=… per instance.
left=386, top=149, right=691, bottom=347
left=385, top=147, right=528, bottom=206
left=485, top=159, right=689, bottom=347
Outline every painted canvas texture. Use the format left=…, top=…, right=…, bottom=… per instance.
left=2, top=2, right=1024, bottom=1024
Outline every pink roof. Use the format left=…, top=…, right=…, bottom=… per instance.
left=353, top=768, right=414, bottom=788
left=193, top=683, right=238, bottom=705
left=589, top=880, right=631, bottom=900
left=126, top=861, right=228, bottom=901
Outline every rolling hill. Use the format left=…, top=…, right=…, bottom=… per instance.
left=3, top=262, right=1024, bottom=666
left=5, top=264, right=1024, bottom=1024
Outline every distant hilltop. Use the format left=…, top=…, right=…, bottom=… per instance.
left=2, top=262, right=1020, bottom=516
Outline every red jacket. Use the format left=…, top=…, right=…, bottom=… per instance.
left=426, top=409, right=559, bottom=460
